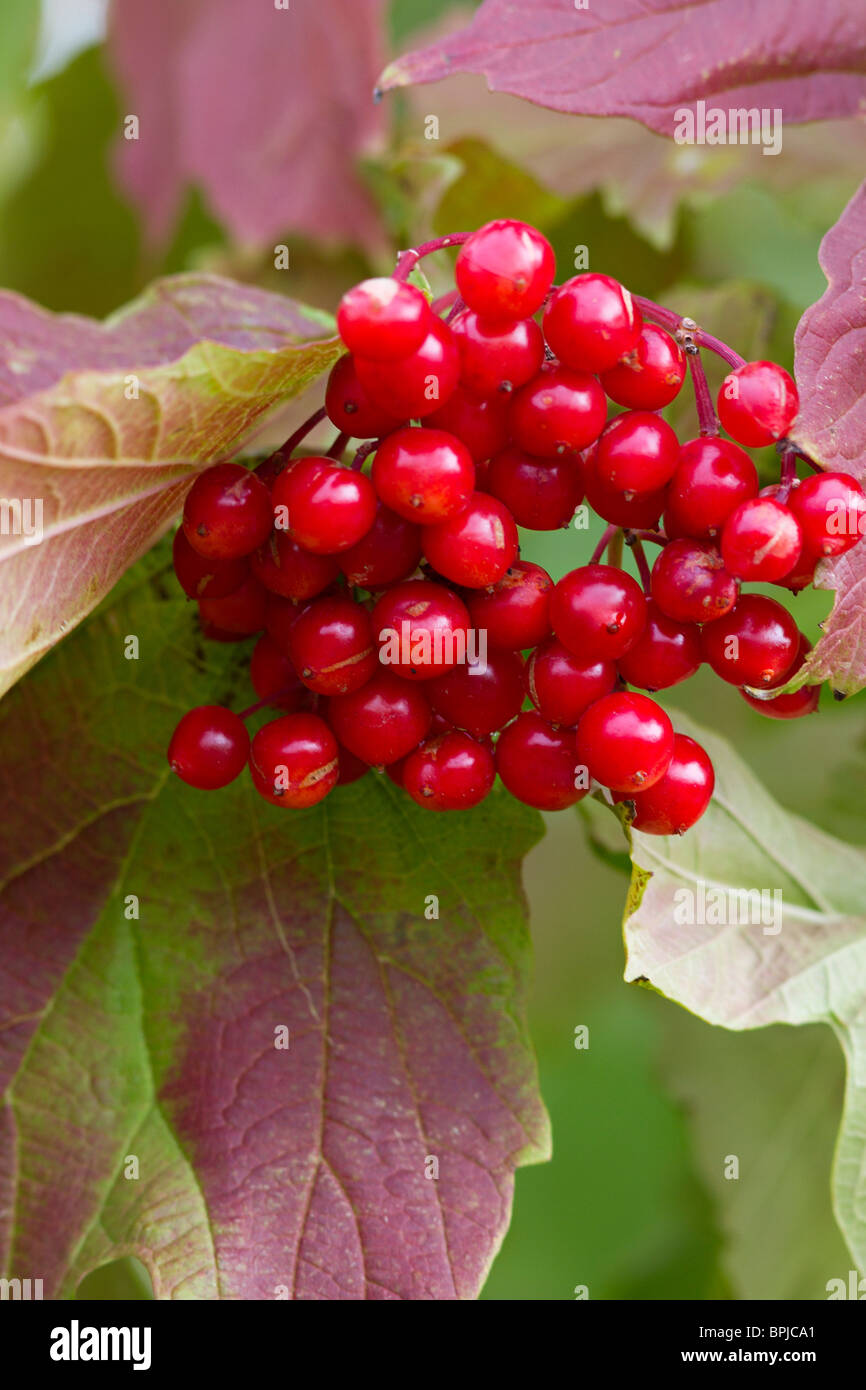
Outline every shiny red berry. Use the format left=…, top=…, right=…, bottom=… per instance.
left=617, top=600, right=701, bottom=691
left=372, top=426, right=474, bottom=523
left=426, top=385, right=510, bottom=463
left=664, top=437, right=758, bottom=540
left=287, top=595, right=377, bottom=695
left=451, top=309, right=545, bottom=396
left=544, top=273, right=641, bottom=373
left=720, top=496, right=802, bottom=581
left=700, top=594, right=799, bottom=688
left=325, top=353, right=405, bottom=438
left=495, top=712, right=586, bottom=811
left=422, top=492, right=519, bottom=589
left=337, top=278, right=431, bottom=360
left=198, top=573, right=268, bottom=635
left=272, top=456, right=376, bottom=555
left=739, top=633, right=820, bottom=719
left=251, top=530, right=340, bottom=598
left=327, top=671, right=432, bottom=765
left=787, top=471, right=866, bottom=558
left=372, top=579, right=471, bottom=681
left=403, top=732, right=496, bottom=811
left=599, top=323, right=686, bottom=410
left=173, top=527, right=248, bottom=600
left=249, top=633, right=309, bottom=711
left=455, top=219, right=555, bottom=322
left=338, top=501, right=422, bottom=589
left=595, top=410, right=680, bottom=495
left=526, top=638, right=616, bottom=726
left=168, top=705, right=250, bottom=790
left=249, top=713, right=339, bottom=808
left=550, top=563, right=647, bottom=662
left=466, top=561, right=553, bottom=650
left=182, top=462, right=273, bottom=560
left=582, top=444, right=668, bottom=528
left=575, top=691, right=674, bottom=793
left=355, top=317, right=460, bottom=419
left=484, top=446, right=584, bottom=530
left=651, top=539, right=738, bottom=625
left=622, top=733, right=714, bottom=834
left=717, top=360, right=799, bottom=447
left=428, top=647, right=524, bottom=738
left=509, top=363, right=607, bottom=458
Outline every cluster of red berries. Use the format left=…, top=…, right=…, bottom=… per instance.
left=166, top=219, right=865, bottom=835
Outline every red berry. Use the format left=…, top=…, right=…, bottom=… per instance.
left=325, top=354, right=405, bottom=438
left=701, top=593, right=799, bottom=688
left=355, top=317, right=460, bottom=419
left=338, top=501, right=422, bottom=588
left=621, top=733, right=714, bottom=834
left=740, top=633, right=820, bottom=719
left=287, top=595, right=377, bottom=695
left=249, top=633, right=309, bottom=711
left=651, top=539, right=739, bottom=625
left=337, top=278, right=431, bottom=360
left=455, top=219, right=555, bottom=322
left=466, top=560, right=553, bottom=650
left=172, top=527, right=248, bottom=600
left=544, top=273, right=641, bottom=373
left=550, top=563, right=647, bottom=662
left=249, top=713, right=339, bottom=808
left=251, top=530, right=340, bottom=598
left=720, top=496, right=802, bottom=581
left=422, top=492, right=519, bottom=589
left=327, top=671, right=432, bottom=765
left=599, top=322, right=686, bottom=410
left=575, top=691, right=674, bottom=793
left=484, top=446, right=583, bottom=530
left=496, top=712, right=586, bottom=811
left=717, top=360, right=799, bottom=447
left=617, top=600, right=701, bottom=691
left=403, top=732, right=496, bottom=811
left=450, top=309, right=544, bottom=396
left=787, top=471, right=866, bottom=558
left=582, top=444, right=668, bottom=528
left=168, top=705, right=250, bottom=790
left=182, top=462, right=273, bottom=560
left=664, top=437, right=758, bottom=540
left=198, top=573, right=268, bottom=635
left=372, top=426, right=474, bottom=523
left=336, top=743, right=370, bottom=786
left=272, top=456, right=376, bottom=555
left=372, top=578, right=471, bottom=681
left=428, top=648, right=525, bottom=737
left=595, top=410, right=680, bottom=495
left=509, top=363, right=607, bottom=458
left=526, top=638, right=616, bottom=726
left=426, top=384, right=510, bottom=463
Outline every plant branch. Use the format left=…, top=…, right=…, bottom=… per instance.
left=393, top=233, right=472, bottom=282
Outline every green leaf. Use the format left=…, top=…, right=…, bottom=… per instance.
left=621, top=711, right=866, bottom=1275
left=0, top=545, right=550, bottom=1300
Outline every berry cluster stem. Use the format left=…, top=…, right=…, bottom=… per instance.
left=625, top=535, right=653, bottom=594
left=280, top=406, right=327, bottom=458
left=393, top=233, right=472, bottom=282
left=687, top=350, right=720, bottom=437
left=590, top=523, right=620, bottom=566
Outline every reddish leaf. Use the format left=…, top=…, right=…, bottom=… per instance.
left=0, top=274, right=341, bottom=697
left=379, top=0, right=866, bottom=134
left=0, top=561, right=549, bottom=1299
left=789, top=180, right=866, bottom=694
left=107, top=0, right=386, bottom=249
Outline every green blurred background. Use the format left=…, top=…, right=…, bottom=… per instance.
left=5, top=0, right=863, bottom=1301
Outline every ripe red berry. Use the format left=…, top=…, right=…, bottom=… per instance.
left=287, top=595, right=377, bottom=695
left=509, top=363, right=607, bottom=458
left=720, top=496, right=802, bottom=581
left=173, top=527, right=248, bottom=600
left=595, top=410, right=680, bottom=495
left=325, top=353, right=405, bottom=438
left=544, top=273, right=642, bottom=373
left=700, top=593, right=799, bottom=687
left=198, top=573, right=268, bottom=635
left=664, top=437, right=758, bottom=540
left=372, top=579, right=472, bottom=681
left=622, top=733, right=714, bottom=834
left=249, top=713, right=339, bottom=808
left=167, top=705, right=250, bottom=790
left=426, top=384, right=510, bottom=463
left=327, top=671, right=432, bottom=765
left=717, top=360, right=799, bottom=447
left=582, top=444, right=668, bottom=528
left=338, top=501, right=421, bottom=588
left=455, top=219, right=555, bottom=322
left=337, top=278, right=431, bottom=360
left=251, top=530, right=340, bottom=598
left=183, top=462, right=273, bottom=560
left=575, top=691, right=674, bottom=793
left=422, top=492, right=519, bottom=589
left=355, top=317, right=460, bottom=419
left=264, top=593, right=312, bottom=648
left=484, top=446, right=584, bottom=530
left=787, top=471, right=866, bottom=558
left=525, top=639, right=616, bottom=726
left=495, top=712, right=586, bottom=811
left=651, top=539, right=739, bottom=624
left=249, top=633, right=309, bottom=711
left=740, top=633, right=820, bottom=719
left=599, top=322, right=686, bottom=410
left=466, top=561, right=553, bottom=649
left=403, top=732, right=496, bottom=811
left=616, top=599, right=702, bottom=691
left=372, top=426, right=475, bottom=523
left=550, top=563, right=647, bottom=662
left=428, top=648, right=524, bottom=738
left=450, top=309, right=545, bottom=396
left=336, top=743, right=370, bottom=785
left=272, top=456, right=376, bottom=555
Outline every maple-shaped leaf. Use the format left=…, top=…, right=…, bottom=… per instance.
left=788, top=180, right=866, bottom=695
left=379, top=0, right=866, bottom=133
left=620, top=713, right=866, bottom=1275
left=0, top=273, right=341, bottom=698
left=107, top=0, right=386, bottom=250
left=0, top=546, right=550, bottom=1299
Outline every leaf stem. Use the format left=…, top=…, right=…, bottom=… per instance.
left=393, top=233, right=472, bottom=282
